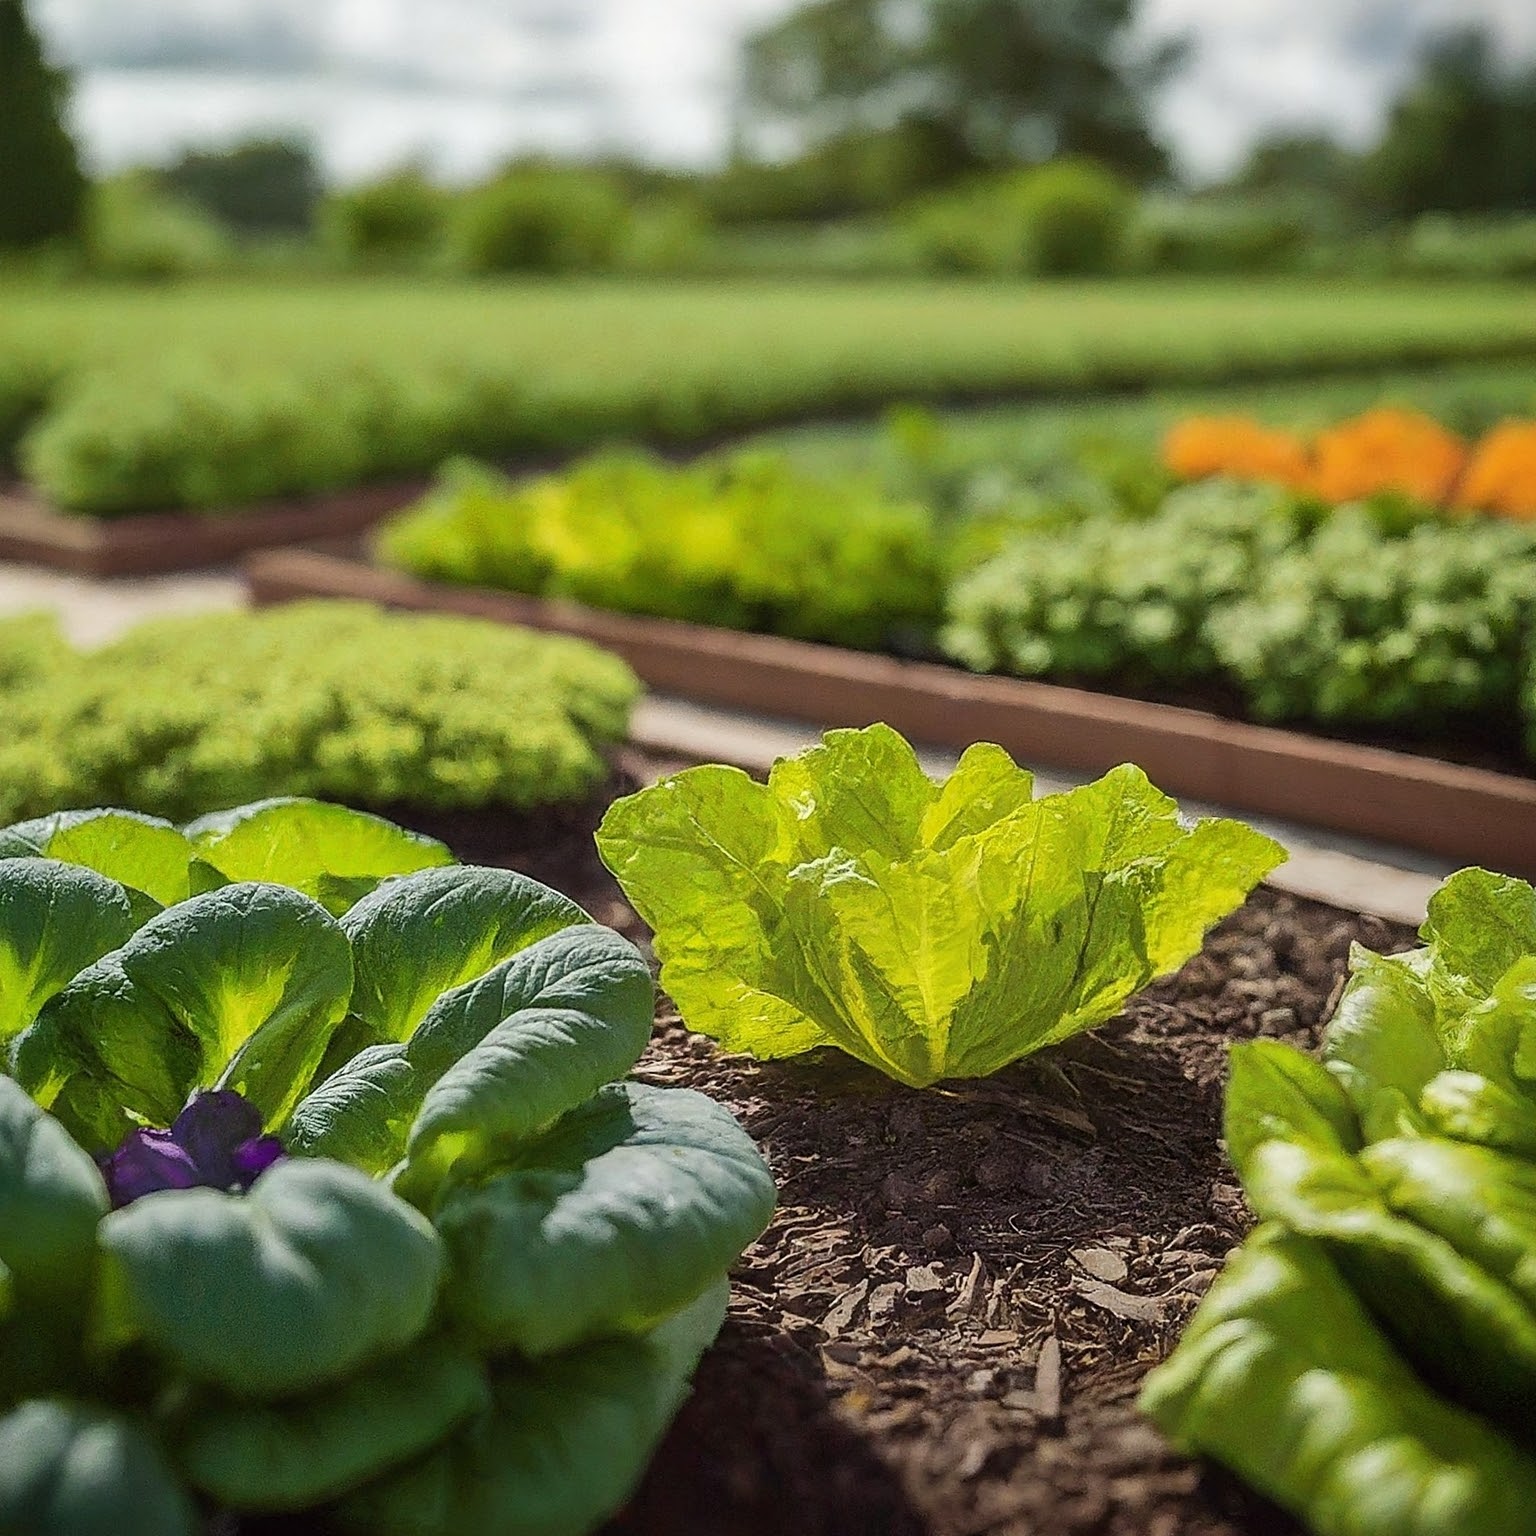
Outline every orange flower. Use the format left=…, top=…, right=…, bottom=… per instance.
left=1307, top=407, right=1467, bottom=507
left=1163, top=415, right=1311, bottom=489
left=1454, top=420, right=1536, bottom=521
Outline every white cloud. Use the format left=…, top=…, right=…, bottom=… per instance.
left=29, top=0, right=1536, bottom=183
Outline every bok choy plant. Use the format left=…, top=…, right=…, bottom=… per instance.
left=0, top=798, right=775, bottom=1536
left=1142, top=867, right=1536, bottom=1536
left=596, top=724, right=1284, bottom=1087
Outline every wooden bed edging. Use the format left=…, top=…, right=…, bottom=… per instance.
left=0, top=484, right=423, bottom=578
left=244, top=546, right=1536, bottom=878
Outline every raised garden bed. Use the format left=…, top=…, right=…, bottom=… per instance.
left=0, top=482, right=422, bottom=577
left=246, top=545, right=1536, bottom=878
left=360, top=755, right=1413, bottom=1536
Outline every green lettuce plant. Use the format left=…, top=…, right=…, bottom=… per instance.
left=0, top=798, right=775, bottom=1536
left=596, top=724, right=1284, bottom=1088
left=1142, top=867, right=1536, bottom=1536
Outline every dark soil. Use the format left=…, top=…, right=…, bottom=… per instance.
left=397, top=755, right=1418, bottom=1536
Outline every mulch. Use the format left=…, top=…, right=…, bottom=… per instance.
left=380, top=752, right=1417, bottom=1536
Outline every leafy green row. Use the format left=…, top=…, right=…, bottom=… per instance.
left=378, top=450, right=943, bottom=651
left=597, top=724, right=1283, bottom=1087
left=0, top=797, right=775, bottom=1536
left=1143, top=867, right=1536, bottom=1536
left=11, top=278, right=1536, bottom=516
left=0, top=602, right=638, bottom=822
left=944, top=479, right=1536, bottom=751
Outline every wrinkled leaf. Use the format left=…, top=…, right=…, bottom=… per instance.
left=436, top=1083, right=775, bottom=1355
left=1224, top=1039, right=1361, bottom=1178
left=336, top=1278, right=729, bottom=1536
left=0, top=860, right=138, bottom=1047
left=1420, top=868, right=1536, bottom=1025
left=178, top=1339, right=488, bottom=1510
left=598, top=725, right=1282, bottom=1086
left=1142, top=1226, right=1536, bottom=1536
left=0, top=810, right=194, bottom=908
left=342, top=865, right=590, bottom=1046
left=16, top=884, right=353, bottom=1146
left=185, top=798, right=454, bottom=917
left=0, top=1400, right=197, bottom=1536
left=291, top=925, right=652, bottom=1185
left=98, top=1158, right=441, bottom=1399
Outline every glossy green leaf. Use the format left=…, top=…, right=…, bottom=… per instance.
left=335, top=1278, right=729, bottom=1536
left=1420, top=868, right=1536, bottom=1023
left=1242, top=1133, right=1536, bottom=1418
left=597, top=724, right=1283, bottom=1087
left=178, top=1339, right=488, bottom=1510
left=0, top=810, right=194, bottom=908
left=15, top=884, right=353, bottom=1145
left=1223, top=1039, right=1361, bottom=1178
left=436, top=1083, right=774, bottom=1355
left=0, top=1076, right=106, bottom=1290
left=185, top=797, right=455, bottom=917
left=342, top=865, right=590, bottom=1046
left=1142, top=1226, right=1536, bottom=1536
left=0, top=860, right=138, bottom=1047
left=290, top=925, right=652, bottom=1185
left=0, top=1400, right=197, bottom=1536
left=97, top=1158, right=441, bottom=1399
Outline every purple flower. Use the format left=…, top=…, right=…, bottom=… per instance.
left=98, top=1090, right=287, bottom=1209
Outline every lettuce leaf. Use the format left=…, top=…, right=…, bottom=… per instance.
left=597, top=724, right=1283, bottom=1087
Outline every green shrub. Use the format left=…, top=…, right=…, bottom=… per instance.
left=448, top=169, right=629, bottom=274
left=618, top=195, right=715, bottom=274
left=1398, top=215, right=1536, bottom=280
left=1207, top=510, right=1536, bottom=728
left=378, top=450, right=942, bottom=651
left=1129, top=197, right=1310, bottom=275
left=322, top=170, right=448, bottom=265
left=85, top=173, right=232, bottom=281
left=943, top=480, right=1302, bottom=684
left=905, top=159, right=1135, bottom=276
left=0, top=602, right=639, bottom=822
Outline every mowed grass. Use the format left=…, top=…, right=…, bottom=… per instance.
left=5, top=275, right=1536, bottom=511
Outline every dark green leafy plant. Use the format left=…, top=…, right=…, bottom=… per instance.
left=0, top=602, right=638, bottom=822
left=597, top=724, right=1283, bottom=1088
left=378, top=450, right=942, bottom=651
left=0, top=797, right=775, bottom=1536
left=1143, top=867, right=1536, bottom=1536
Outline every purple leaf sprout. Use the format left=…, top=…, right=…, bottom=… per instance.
left=97, top=1090, right=286, bottom=1209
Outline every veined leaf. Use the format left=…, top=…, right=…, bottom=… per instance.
left=0, top=810, right=195, bottom=908
left=0, top=1400, right=197, bottom=1536
left=0, top=860, right=138, bottom=1047
left=335, top=1278, right=729, bottom=1536
left=97, top=1158, right=441, bottom=1399
left=290, top=925, right=652, bottom=1186
left=177, top=1339, right=488, bottom=1510
left=185, top=798, right=455, bottom=917
left=435, top=1083, right=775, bottom=1355
left=597, top=724, right=1283, bottom=1087
left=14, top=884, right=353, bottom=1146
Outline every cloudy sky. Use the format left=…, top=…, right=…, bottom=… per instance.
left=28, top=0, right=1536, bottom=185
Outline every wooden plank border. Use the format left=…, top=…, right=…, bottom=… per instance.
left=0, top=484, right=423, bottom=577
left=245, top=546, right=1536, bottom=877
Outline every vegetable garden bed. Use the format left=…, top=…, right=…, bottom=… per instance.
left=359, top=752, right=1412, bottom=1536
left=0, top=482, right=420, bottom=577
left=246, top=546, right=1536, bottom=877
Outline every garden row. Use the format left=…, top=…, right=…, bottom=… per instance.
left=3, top=690, right=1536, bottom=1536
left=372, top=398, right=1536, bottom=772
left=6, top=278, right=1536, bottom=514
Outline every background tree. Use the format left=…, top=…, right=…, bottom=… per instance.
left=0, top=0, right=87, bottom=248
left=739, top=0, right=1182, bottom=184
left=161, top=138, right=323, bottom=236
left=1364, top=28, right=1536, bottom=217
